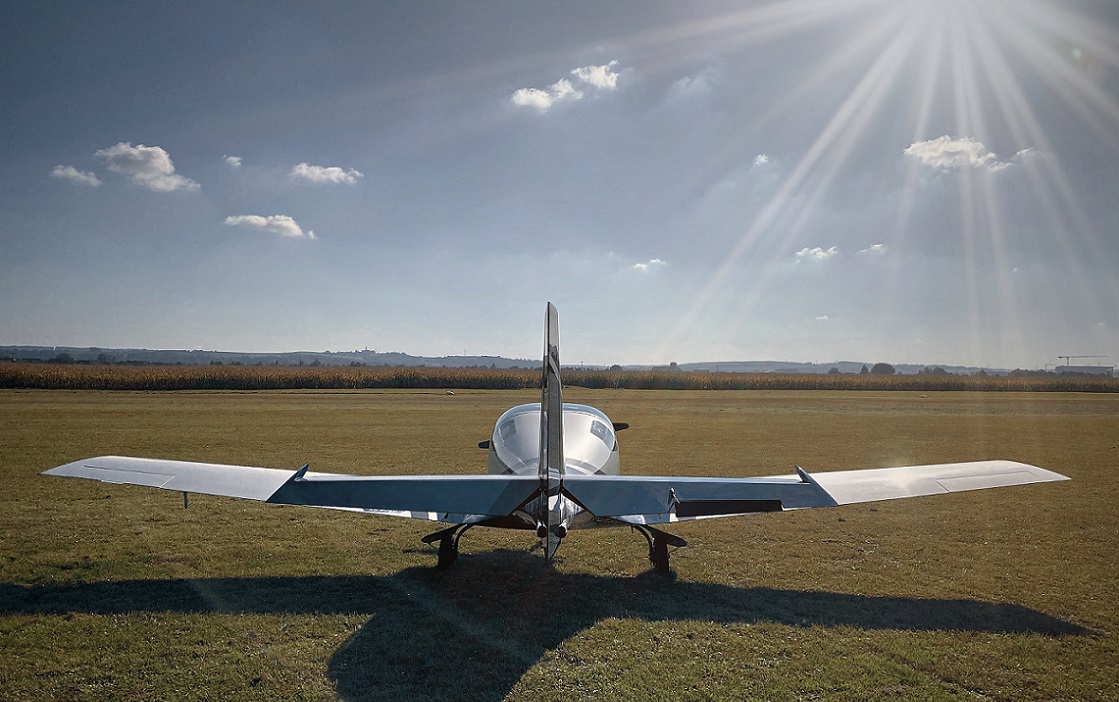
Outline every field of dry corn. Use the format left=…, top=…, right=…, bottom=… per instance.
left=2, top=361, right=1116, bottom=392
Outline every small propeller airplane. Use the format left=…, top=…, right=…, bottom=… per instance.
left=44, top=303, right=1068, bottom=573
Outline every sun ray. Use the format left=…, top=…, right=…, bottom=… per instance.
left=1000, top=2, right=1119, bottom=154
left=966, top=10, right=1119, bottom=330
left=652, top=0, right=1117, bottom=365
left=891, top=15, right=948, bottom=330
left=662, top=8, right=930, bottom=356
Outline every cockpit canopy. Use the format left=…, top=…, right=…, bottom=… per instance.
left=487, top=403, right=620, bottom=476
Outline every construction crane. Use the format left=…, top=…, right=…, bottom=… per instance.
left=1057, top=355, right=1107, bottom=366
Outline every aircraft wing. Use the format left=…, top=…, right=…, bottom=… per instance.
left=45, top=457, right=1068, bottom=527
left=43, top=456, right=541, bottom=524
left=563, top=460, right=1069, bottom=525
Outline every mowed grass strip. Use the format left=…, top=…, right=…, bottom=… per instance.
left=1, top=389, right=1116, bottom=701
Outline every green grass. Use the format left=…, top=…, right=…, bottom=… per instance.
left=2, top=389, right=1116, bottom=700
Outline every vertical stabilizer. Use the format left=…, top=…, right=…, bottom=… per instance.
left=538, top=303, right=565, bottom=561
left=539, top=302, right=564, bottom=478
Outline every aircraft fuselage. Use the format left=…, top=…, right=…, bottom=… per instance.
left=486, top=403, right=620, bottom=539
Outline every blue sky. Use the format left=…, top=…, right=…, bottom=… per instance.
left=3, top=0, right=1117, bottom=368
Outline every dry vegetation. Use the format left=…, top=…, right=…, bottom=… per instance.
left=2, top=361, right=1117, bottom=392
left=2, top=388, right=1117, bottom=700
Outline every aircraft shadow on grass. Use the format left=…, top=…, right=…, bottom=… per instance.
left=2, top=550, right=1087, bottom=702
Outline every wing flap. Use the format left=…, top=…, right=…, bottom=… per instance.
left=674, top=499, right=783, bottom=518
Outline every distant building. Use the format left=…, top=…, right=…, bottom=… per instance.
left=1055, top=365, right=1113, bottom=377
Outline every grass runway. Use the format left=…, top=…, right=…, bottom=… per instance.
left=1, top=389, right=1116, bottom=700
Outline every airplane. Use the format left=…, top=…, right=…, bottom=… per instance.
left=44, top=303, right=1069, bottom=574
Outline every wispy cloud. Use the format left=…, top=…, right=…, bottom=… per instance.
left=859, top=243, right=887, bottom=254
left=223, top=155, right=242, bottom=168
left=666, top=74, right=712, bottom=101
left=224, top=214, right=315, bottom=239
left=290, top=162, right=363, bottom=185
left=511, top=61, right=620, bottom=112
left=753, top=154, right=770, bottom=167
left=903, top=136, right=1031, bottom=173
left=94, top=142, right=200, bottom=192
left=50, top=165, right=101, bottom=187
left=632, top=258, right=666, bottom=272
left=794, top=246, right=838, bottom=262
left=665, top=64, right=721, bottom=103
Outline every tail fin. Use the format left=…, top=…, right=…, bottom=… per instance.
left=539, top=302, right=564, bottom=479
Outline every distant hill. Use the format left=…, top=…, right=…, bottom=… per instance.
left=0, top=345, right=1011, bottom=375
left=0, top=345, right=535, bottom=369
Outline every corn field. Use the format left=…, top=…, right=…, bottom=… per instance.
left=1, top=362, right=1116, bottom=392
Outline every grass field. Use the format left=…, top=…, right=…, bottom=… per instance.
left=2, top=389, right=1116, bottom=700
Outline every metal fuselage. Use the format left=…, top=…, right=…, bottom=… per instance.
left=486, top=403, right=619, bottom=537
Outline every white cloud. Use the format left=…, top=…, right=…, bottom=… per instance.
left=632, top=258, right=666, bottom=272
left=903, top=136, right=1029, bottom=173
left=815, top=315, right=830, bottom=321
left=859, top=243, right=887, bottom=254
left=290, top=162, right=364, bottom=184
left=512, top=80, right=583, bottom=112
left=50, top=165, right=101, bottom=187
left=223, top=155, right=242, bottom=168
left=795, top=246, right=838, bottom=262
left=753, top=154, right=770, bottom=167
left=224, top=214, right=315, bottom=239
left=94, top=142, right=200, bottom=192
left=511, top=61, right=620, bottom=112
left=511, top=87, right=553, bottom=110
left=571, top=61, right=620, bottom=90
left=554, top=78, right=585, bottom=100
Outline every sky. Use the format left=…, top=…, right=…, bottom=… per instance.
left=2, top=0, right=1118, bottom=369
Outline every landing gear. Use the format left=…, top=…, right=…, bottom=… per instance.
left=437, top=535, right=456, bottom=568
left=652, top=536, right=669, bottom=575
left=422, top=524, right=474, bottom=569
left=632, top=525, right=687, bottom=575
